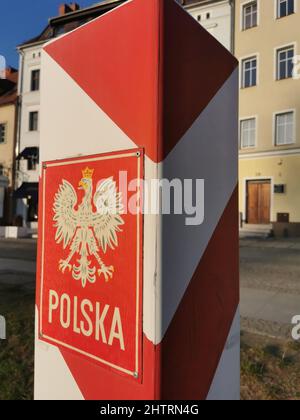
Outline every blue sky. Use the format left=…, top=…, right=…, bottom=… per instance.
left=0, top=1, right=99, bottom=68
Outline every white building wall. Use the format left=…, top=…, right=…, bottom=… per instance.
left=16, top=44, right=42, bottom=224
left=186, top=0, right=233, bottom=52
left=18, top=45, right=42, bottom=185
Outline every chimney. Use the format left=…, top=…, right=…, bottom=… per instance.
left=59, top=3, right=80, bottom=16
left=69, top=3, right=80, bottom=12
left=5, top=67, right=18, bottom=82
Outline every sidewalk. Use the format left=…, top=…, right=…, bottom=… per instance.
left=240, top=237, right=300, bottom=250
left=240, top=238, right=300, bottom=339
left=241, top=289, right=299, bottom=339
left=0, top=257, right=36, bottom=275
left=0, top=238, right=37, bottom=286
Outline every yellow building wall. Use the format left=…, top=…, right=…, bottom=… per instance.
left=235, top=0, right=300, bottom=229
left=0, top=103, right=15, bottom=186
left=239, top=154, right=300, bottom=223
left=236, top=0, right=300, bottom=154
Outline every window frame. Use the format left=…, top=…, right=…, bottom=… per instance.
left=240, top=117, right=258, bottom=149
left=276, top=0, right=295, bottom=19
left=30, top=69, right=40, bottom=92
left=28, top=111, right=39, bottom=132
left=275, top=43, right=296, bottom=80
left=27, top=156, right=38, bottom=171
left=0, top=123, right=7, bottom=144
left=274, top=110, right=296, bottom=146
left=241, top=55, right=258, bottom=88
left=241, top=0, right=259, bottom=31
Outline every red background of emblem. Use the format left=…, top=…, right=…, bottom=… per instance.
left=36, top=149, right=144, bottom=380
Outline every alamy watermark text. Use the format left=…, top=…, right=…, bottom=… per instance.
left=0, top=315, right=6, bottom=340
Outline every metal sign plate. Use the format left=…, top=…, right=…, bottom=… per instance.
left=37, top=149, right=143, bottom=380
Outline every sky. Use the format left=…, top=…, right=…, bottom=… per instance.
left=0, top=0, right=100, bottom=68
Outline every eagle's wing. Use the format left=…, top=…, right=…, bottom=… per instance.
left=92, top=177, right=124, bottom=253
left=53, top=180, right=78, bottom=249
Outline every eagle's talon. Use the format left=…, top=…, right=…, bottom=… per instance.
left=98, top=265, right=114, bottom=282
left=59, top=259, right=72, bottom=274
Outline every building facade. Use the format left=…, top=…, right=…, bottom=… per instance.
left=16, top=0, right=233, bottom=225
left=0, top=68, right=18, bottom=225
left=182, top=0, right=235, bottom=52
left=16, top=1, right=125, bottom=225
left=236, top=0, right=300, bottom=236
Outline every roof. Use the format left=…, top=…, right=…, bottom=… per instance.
left=18, top=0, right=126, bottom=49
left=17, top=1, right=227, bottom=49
left=49, top=0, right=125, bottom=24
left=0, top=88, right=17, bottom=107
left=0, top=69, right=18, bottom=107
left=182, top=0, right=231, bottom=7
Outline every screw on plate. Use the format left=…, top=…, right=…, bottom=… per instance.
left=43, top=163, right=47, bottom=169
left=136, top=151, right=141, bottom=158
left=39, top=332, right=43, bottom=339
left=133, top=372, right=138, bottom=379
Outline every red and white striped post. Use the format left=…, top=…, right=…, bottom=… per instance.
left=36, top=0, right=239, bottom=400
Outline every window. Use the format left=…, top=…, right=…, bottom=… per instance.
left=243, top=1, right=258, bottom=30
left=28, top=197, right=38, bottom=222
left=54, top=25, right=66, bottom=37
left=240, top=118, right=257, bottom=148
left=28, top=153, right=39, bottom=171
left=31, top=69, right=40, bottom=91
left=277, top=46, right=294, bottom=80
left=29, top=112, right=39, bottom=131
left=0, top=123, right=6, bottom=144
left=275, top=112, right=295, bottom=145
left=242, top=57, right=257, bottom=88
left=0, top=165, right=4, bottom=176
left=28, top=157, right=38, bottom=171
left=277, top=0, right=294, bottom=18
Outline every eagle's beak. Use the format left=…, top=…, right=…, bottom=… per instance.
left=78, top=180, right=86, bottom=190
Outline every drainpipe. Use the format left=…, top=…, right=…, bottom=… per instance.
left=230, top=0, right=235, bottom=55
left=15, top=49, right=24, bottom=190
left=10, top=91, right=19, bottom=225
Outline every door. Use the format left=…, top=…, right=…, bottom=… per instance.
left=247, top=180, right=271, bottom=224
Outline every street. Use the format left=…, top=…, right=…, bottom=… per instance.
left=0, top=239, right=36, bottom=400
left=0, top=237, right=300, bottom=400
left=240, top=238, right=300, bottom=339
left=1, top=237, right=300, bottom=339
left=0, top=239, right=36, bottom=287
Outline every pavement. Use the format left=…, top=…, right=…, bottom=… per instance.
left=0, top=237, right=299, bottom=339
left=0, top=239, right=37, bottom=289
left=0, top=258, right=36, bottom=275
left=240, top=238, right=300, bottom=339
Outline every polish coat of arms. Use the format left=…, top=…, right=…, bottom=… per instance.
left=53, top=167, right=124, bottom=287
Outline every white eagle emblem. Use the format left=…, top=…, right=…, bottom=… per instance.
left=53, top=167, right=124, bottom=288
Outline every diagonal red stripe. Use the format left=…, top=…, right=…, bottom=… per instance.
left=53, top=187, right=239, bottom=400
left=160, top=0, right=238, bottom=161
left=158, top=186, right=239, bottom=400
left=44, top=0, right=237, bottom=163
left=60, top=335, right=158, bottom=400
